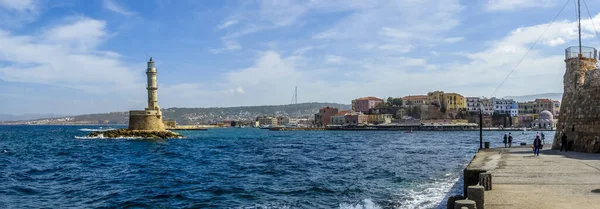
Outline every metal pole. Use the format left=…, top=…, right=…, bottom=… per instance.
left=479, top=108, right=483, bottom=150
left=578, top=0, right=582, bottom=55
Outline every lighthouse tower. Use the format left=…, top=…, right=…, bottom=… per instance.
left=128, top=57, right=166, bottom=131
left=146, top=57, right=160, bottom=112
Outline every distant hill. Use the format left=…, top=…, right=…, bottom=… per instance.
left=0, top=114, right=69, bottom=122
left=503, top=93, right=563, bottom=102
left=3, top=102, right=351, bottom=125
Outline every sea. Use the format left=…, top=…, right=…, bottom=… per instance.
left=0, top=125, right=555, bottom=209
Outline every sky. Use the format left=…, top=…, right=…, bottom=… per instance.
left=1, top=0, right=600, bottom=115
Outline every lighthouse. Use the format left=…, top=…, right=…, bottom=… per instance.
left=128, top=57, right=166, bottom=131
left=146, top=57, right=160, bottom=112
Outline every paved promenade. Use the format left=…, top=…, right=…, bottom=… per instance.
left=472, top=145, right=600, bottom=209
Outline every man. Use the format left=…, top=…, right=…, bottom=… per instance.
left=560, top=133, right=568, bottom=152
left=508, top=133, right=513, bottom=148
left=503, top=133, right=508, bottom=148
left=533, top=135, right=542, bottom=156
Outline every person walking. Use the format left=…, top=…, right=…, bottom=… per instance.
left=533, top=135, right=542, bottom=156
left=541, top=132, right=546, bottom=144
left=508, top=133, right=513, bottom=148
left=560, top=133, right=568, bottom=152
left=503, top=133, right=508, bottom=148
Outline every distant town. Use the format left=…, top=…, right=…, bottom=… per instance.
left=254, top=90, right=559, bottom=130
left=1, top=91, right=559, bottom=130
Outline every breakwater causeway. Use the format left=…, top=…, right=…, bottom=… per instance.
left=0, top=125, right=554, bottom=208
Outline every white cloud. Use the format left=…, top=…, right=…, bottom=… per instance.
left=443, top=37, right=464, bottom=43
left=312, top=29, right=337, bottom=39
left=0, top=0, right=34, bottom=11
left=325, top=55, right=344, bottom=64
left=218, top=20, right=238, bottom=30
left=103, top=0, right=134, bottom=16
left=0, top=16, right=142, bottom=94
left=210, top=39, right=242, bottom=54
left=486, top=0, right=557, bottom=11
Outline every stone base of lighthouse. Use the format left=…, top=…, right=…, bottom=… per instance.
left=128, top=110, right=166, bottom=131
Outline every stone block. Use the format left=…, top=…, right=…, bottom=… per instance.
left=479, top=172, right=492, bottom=190
left=446, top=195, right=465, bottom=209
left=454, top=199, right=476, bottom=209
left=468, top=185, right=485, bottom=209
left=463, top=168, right=486, bottom=197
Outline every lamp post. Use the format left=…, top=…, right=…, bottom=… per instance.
left=479, top=101, right=483, bottom=150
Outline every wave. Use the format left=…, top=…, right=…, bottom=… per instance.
left=397, top=175, right=460, bottom=209
left=74, top=134, right=143, bottom=140
left=339, top=199, right=382, bottom=209
left=79, top=128, right=116, bottom=132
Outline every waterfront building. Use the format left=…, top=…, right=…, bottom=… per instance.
left=314, top=106, right=338, bottom=127
left=518, top=101, right=535, bottom=114
left=552, top=100, right=561, bottom=116
left=258, top=116, right=278, bottom=127
left=367, top=114, right=392, bottom=124
left=491, top=98, right=518, bottom=117
left=426, top=91, right=445, bottom=106
left=518, top=114, right=535, bottom=127
left=276, top=116, right=290, bottom=126
left=402, top=95, right=427, bottom=105
left=351, top=97, right=384, bottom=113
left=344, top=112, right=368, bottom=125
left=466, top=97, right=494, bottom=115
left=531, top=110, right=556, bottom=130
left=331, top=110, right=350, bottom=125
left=444, top=93, right=466, bottom=111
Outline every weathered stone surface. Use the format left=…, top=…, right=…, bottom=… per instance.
left=467, top=185, right=485, bottom=209
left=88, top=129, right=183, bottom=139
left=554, top=57, right=600, bottom=153
left=447, top=195, right=465, bottom=209
left=479, top=173, right=492, bottom=190
left=454, top=199, right=476, bottom=209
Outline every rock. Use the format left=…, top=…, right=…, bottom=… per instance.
left=87, top=129, right=184, bottom=139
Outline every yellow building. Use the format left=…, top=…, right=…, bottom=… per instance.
left=426, top=91, right=445, bottom=106
left=367, top=114, right=393, bottom=124
left=444, top=93, right=466, bottom=111
left=426, top=91, right=466, bottom=111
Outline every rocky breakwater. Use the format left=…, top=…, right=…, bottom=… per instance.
left=88, top=129, right=184, bottom=139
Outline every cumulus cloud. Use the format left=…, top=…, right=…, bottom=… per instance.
left=0, top=16, right=142, bottom=94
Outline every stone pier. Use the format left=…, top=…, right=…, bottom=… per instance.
left=464, top=145, right=600, bottom=209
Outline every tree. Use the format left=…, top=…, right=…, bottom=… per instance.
left=392, top=98, right=403, bottom=107
left=231, top=120, right=237, bottom=127
left=387, top=97, right=394, bottom=105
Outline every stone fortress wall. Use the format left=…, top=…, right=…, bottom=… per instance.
left=553, top=48, right=600, bottom=152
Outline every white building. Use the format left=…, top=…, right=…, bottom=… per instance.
left=491, top=97, right=518, bottom=117
left=466, top=97, right=494, bottom=115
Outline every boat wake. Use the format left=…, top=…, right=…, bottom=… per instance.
left=79, top=128, right=116, bottom=132
left=74, top=134, right=143, bottom=140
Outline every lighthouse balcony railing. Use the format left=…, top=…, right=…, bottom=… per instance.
left=565, top=46, right=597, bottom=60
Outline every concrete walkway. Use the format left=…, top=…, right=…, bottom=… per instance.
left=476, top=145, right=600, bottom=209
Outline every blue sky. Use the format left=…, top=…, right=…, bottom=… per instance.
left=1, top=0, right=600, bottom=115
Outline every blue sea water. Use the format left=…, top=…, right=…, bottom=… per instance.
left=0, top=126, right=554, bottom=209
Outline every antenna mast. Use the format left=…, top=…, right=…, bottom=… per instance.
left=578, top=0, right=582, bottom=55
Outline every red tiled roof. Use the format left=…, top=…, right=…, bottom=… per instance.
left=354, top=96, right=383, bottom=101
left=403, top=95, right=427, bottom=100
left=333, top=110, right=351, bottom=116
left=319, top=106, right=338, bottom=110
left=535, top=98, right=552, bottom=103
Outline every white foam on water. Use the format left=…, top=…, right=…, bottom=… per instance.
left=79, top=128, right=116, bottom=132
left=339, top=199, right=382, bottom=209
left=397, top=175, right=459, bottom=209
left=74, top=134, right=143, bottom=140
